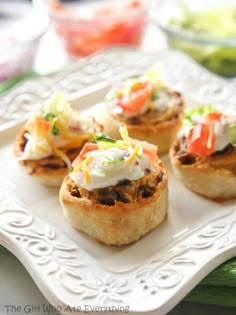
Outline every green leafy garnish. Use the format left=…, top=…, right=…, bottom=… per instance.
left=102, top=156, right=124, bottom=166
left=169, top=5, right=236, bottom=77
left=185, top=104, right=216, bottom=125
left=51, top=121, right=60, bottom=136
left=151, top=87, right=158, bottom=101
left=94, top=127, right=132, bottom=151
left=44, top=112, right=56, bottom=121
left=230, top=124, right=236, bottom=146
left=44, top=111, right=60, bottom=136
left=170, top=4, right=236, bottom=38
left=94, top=132, right=116, bottom=143
left=94, top=132, right=118, bottom=150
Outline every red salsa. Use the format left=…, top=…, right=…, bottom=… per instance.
left=50, top=0, right=148, bottom=57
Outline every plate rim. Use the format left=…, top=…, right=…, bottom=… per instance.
left=0, top=47, right=236, bottom=315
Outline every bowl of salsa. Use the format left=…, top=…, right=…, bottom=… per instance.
left=46, top=0, right=149, bottom=57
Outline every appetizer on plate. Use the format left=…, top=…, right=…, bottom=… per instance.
left=14, top=92, right=100, bottom=186
left=99, top=66, right=185, bottom=154
left=60, top=127, right=168, bottom=245
left=170, top=105, right=236, bottom=200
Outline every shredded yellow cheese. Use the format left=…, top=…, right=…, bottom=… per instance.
left=73, top=155, right=93, bottom=184
left=125, top=144, right=141, bottom=164
left=40, top=131, right=72, bottom=171
left=34, top=118, right=41, bottom=138
left=55, top=120, right=92, bottom=150
left=83, top=166, right=91, bottom=184
left=32, top=115, right=91, bottom=171
left=73, top=155, right=93, bottom=173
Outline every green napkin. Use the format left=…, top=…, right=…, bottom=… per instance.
left=185, top=285, right=236, bottom=307
left=184, top=258, right=236, bottom=307
left=0, top=71, right=236, bottom=308
left=0, top=71, right=39, bottom=94
left=0, top=64, right=72, bottom=94
left=0, top=246, right=10, bottom=254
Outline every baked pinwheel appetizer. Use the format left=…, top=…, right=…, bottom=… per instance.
left=14, top=92, right=100, bottom=186
left=170, top=105, right=236, bottom=200
left=99, top=67, right=185, bottom=154
left=60, top=127, right=168, bottom=245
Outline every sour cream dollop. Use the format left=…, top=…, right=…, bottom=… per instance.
left=70, top=146, right=153, bottom=191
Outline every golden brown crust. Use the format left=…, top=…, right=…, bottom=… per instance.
left=170, top=137, right=236, bottom=200
left=14, top=124, right=90, bottom=187
left=98, top=91, right=184, bottom=155
left=59, top=163, right=168, bottom=245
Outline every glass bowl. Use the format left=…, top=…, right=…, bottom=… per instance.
left=0, top=0, right=48, bottom=83
left=41, top=0, right=149, bottom=57
left=151, top=0, right=236, bottom=77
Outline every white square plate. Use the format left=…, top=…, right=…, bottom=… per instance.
left=0, top=48, right=236, bottom=315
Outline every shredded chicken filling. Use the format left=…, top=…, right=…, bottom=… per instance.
left=17, top=130, right=86, bottom=173
left=69, top=168, right=164, bottom=206
left=174, top=136, right=236, bottom=174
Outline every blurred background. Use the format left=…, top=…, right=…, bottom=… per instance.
left=2, top=0, right=236, bottom=90
left=1, top=0, right=236, bottom=93
left=0, top=0, right=163, bottom=86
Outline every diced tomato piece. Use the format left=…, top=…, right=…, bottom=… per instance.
left=34, top=117, right=51, bottom=134
left=205, top=112, right=225, bottom=124
left=188, top=124, right=215, bottom=156
left=72, top=143, right=98, bottom=167
left=142, top=144, right=158, bottom=163
left=118, top=81, right=153, bottom=114
left=50, top=1, right=63, bottom=11
left=131, top=139, right=158, bottom=163
left=129, top=0, right=141, bottom=8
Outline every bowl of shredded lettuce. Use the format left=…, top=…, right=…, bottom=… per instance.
left=151, top=0, right=236, bottom=77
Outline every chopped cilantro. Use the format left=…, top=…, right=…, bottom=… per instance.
left=94, top=132, right=116, bottom=143
left=151, top=87, right=158, bottom=101
left=185, top=104, right=216, bottom=125
left=51, top=121, right=60, bottom=136
left=102, top=156, right=124, bottom=166
left=230, top=124, right=236, bottom=146
left=44, top=112, right=56, bottom=121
